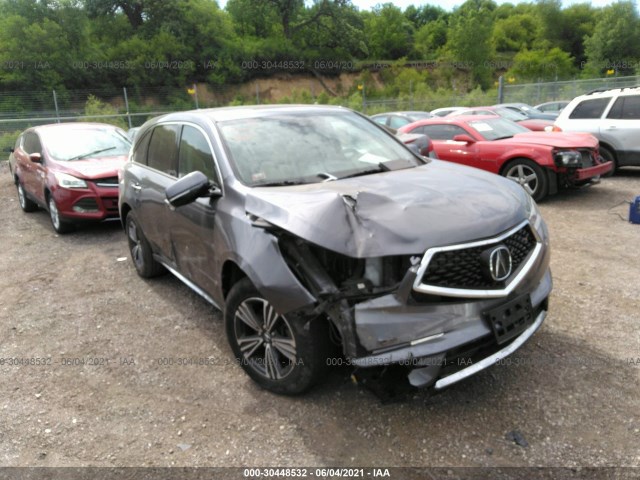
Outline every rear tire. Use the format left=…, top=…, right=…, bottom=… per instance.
left=502, top=158, right=548, bottom=202
left=125, top=212, right=165, bottom=278
left=599, top=146, right=616, bottom=177
left=225, top=278, right=330, bottom=395
left=16, top=181, right=38, bottom=212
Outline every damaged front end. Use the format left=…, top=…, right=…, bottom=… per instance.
left=247, top=195, right=551, bottom=392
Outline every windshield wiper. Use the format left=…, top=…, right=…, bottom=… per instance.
left=69, top=147, right=117, bottom=161
left=254, top=180, right=306, bottom=187
left=338, top=158, right=418, bottom=180
left=493, top=135, right=514, bottom=141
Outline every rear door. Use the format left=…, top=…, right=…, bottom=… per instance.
left=135, top=124, right=181, bottom=259
left=601, top=94, right=640, bottom=166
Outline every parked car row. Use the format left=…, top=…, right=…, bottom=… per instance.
left=7, top=105, right=552, bottom=397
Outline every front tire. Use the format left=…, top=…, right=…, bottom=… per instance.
left=16, top=181, right=38, bottom=212
left=599, top=146, right=617, bottom=177
left=125, top=212, right=165, bottom=278
left=48, top=195, right=74, bottom=234
left=225, top=278, right=330, bottom=395
left=503, top=158, right=548, bottom=202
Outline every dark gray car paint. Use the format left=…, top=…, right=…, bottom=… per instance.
left=120, top=105, right=551, bottom=387
left=245, top=161, right=530, bottom=258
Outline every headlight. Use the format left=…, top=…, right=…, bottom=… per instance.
left=54, top=172, right=88, bottom=189
left=525, top=192, right=545, bottom=239
left=554, top=150, right=582, bottom=167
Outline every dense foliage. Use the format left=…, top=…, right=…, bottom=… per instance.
left=1, top=0, right=639, bottom=94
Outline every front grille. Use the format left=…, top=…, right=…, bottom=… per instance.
left=94, top=176, right=118, bottom=188
left=73, top=198, right=99, bottom=213
left=101, top=197, right=119, bottom=212
left=578, top=149, right=597, bottom=168
left=420, top=224, right=537, bottom=291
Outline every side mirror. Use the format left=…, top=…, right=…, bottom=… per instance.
left=406, top=143, right=420, bottom=155
left=452, top=134, right=476, bottom=144
left=165, top=171, right=221, bottom=208
left=3, top=147, right=13, bottom=153
left=29, top=152, right=43, bottom=163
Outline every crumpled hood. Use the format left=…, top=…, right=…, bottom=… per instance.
left=508, top=132, right=598, bottom=149
left=245, top=161, right=530, bottom=257
left=57, top=156, right=127, bottom=180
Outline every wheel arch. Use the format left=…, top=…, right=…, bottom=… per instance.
left=221, top=259, right=248, bottom=301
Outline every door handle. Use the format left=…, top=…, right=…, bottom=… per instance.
left=604, top=126, right=617, bottom=130
left=131, top=183, right=142, bottom=191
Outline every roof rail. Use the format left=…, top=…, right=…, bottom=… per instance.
left=586, top=85, right=640, bottom=95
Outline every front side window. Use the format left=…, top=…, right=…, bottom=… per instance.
left=23, top=132, right=42, bottom=155
left=569, top=98, right=611, bottom=119
left=178, top=126, right=218, bottom=183
left=147, top=124, right=180, bottom=176
left=421, top=124, right=469, bottom=140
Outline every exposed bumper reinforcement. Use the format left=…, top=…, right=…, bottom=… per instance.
left=434, top=309, right=546, bottom=390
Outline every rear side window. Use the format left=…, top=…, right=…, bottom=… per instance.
left=568, top=98, right=610, bottom=119
left=178, top=126, right=218, bottom=183
left=606, top=95, right=640, bottom=119
left=147, top=124, right=180, bottom=176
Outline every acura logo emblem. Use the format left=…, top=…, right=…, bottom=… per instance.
left=489, top=246, right=513, bottom=282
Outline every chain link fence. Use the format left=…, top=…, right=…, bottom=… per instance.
left=503, top=75, right=640, bottom=105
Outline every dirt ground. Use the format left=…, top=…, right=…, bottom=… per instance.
left=0, top=160, right=638, bottom=473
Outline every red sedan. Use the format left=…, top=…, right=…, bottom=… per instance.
left=8, top=123, right=131, bottom=233
left=448, top=106, right=554, bottom=131
left=398, top=115, right=613, bottom=201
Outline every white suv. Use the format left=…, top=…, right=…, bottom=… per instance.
left=554, top=86, right=640, bottom=173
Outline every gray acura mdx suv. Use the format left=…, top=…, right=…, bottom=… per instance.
left=119, top=105, right=552, bottom=395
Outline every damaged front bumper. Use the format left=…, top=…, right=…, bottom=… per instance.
left=348, top=266, right=551, bottom=388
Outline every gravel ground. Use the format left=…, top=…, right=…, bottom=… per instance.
left=0, top=160, right=638, bottom=472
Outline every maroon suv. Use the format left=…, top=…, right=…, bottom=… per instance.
left=8, top=123, right=131, bottom=233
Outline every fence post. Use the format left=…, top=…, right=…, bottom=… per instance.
left=255, top=83, right=260, bottom=104
left=409, top=80, right=413, bottom=110
left=52, top=90, right=60, bottom=123
left=193, top=83, right=199, bottom=109
left=123, top=87, right=132, bottom=129
left=362, top=83, right=366, bottom=113
left=497, top=76, right=504, bottom=103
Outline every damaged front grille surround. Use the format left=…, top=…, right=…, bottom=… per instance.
left=413, top=220, right=541, bottom=299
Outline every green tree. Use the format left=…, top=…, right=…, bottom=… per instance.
left=508, top=47, right=575, bottom=82
left=493, top=13, right=540, bottom=52
left=363, top=3, right=414, bottom=59
left=583, top=1, right=640, bottom=76
left=445, top=0, right=496, bottom=89
left=413, top=19, right=447, bottom=59
left=559, top=3, right=596, bottom=68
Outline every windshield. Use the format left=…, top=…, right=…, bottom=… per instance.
left=494, top=107, right=528, bottom=121
left=218, top=110, right=422, bottom=187
left=40, top=126, right=131, bottom=161
left=468, top=118, right=530, bottom=141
